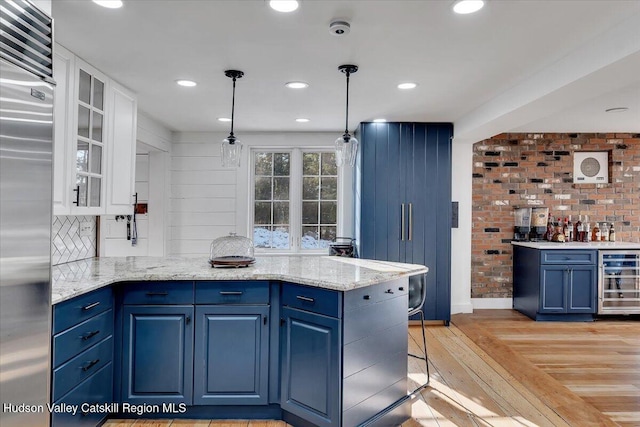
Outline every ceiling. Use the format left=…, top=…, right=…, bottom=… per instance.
left=52, top=1, right=640, bottom=143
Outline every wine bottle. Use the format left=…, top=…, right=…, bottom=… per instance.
left=609, top=223, right=616, bottom=242
left=567, top=216, right=573, bottom=242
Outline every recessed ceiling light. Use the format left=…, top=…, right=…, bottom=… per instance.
left=296, top=118, right=310, bottom=123
left=373, top=119, right=387, bottom=123
left=452, top=0, right=485, bottom=14
left=269, top=1, right=299, bottom=13
left=218, top=117, right=232, bottom=122
left=92, top=0, right=123, bottom=8
left=605, top=107, right=629, bottom=113
left=397, top=82, right=418, bottom=90
left=285, top=81, right=309, bottom=89
left=176, top=80, right=197, bottom=87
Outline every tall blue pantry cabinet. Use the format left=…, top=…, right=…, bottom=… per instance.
left=357, top=122, right=453, bottom=323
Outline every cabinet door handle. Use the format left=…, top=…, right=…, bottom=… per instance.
left=82, top=301, right=100, bottom=311
left=280, top=318, right=285, bottom=326
left=263, top=316, right=268, bottom=325
left=363, top=295, right=371, bottom=300
left=399, top=287, right=405, bottom=291
left=145, top=291, right=169, bottom=296
left=401, top=204, right=405, bottom=241
left=296, top=295, right=315, bottom=303
left=72, top=185, right=80, bottom=205
left=185, top=315, right=191, bottom=325
left=219, top=291, right=243, bottom=296
left=408, top=203, right=413, bottom=241
left=81, top=330, right=100, bottom=341
left=81, top=359, right=100, bottom=372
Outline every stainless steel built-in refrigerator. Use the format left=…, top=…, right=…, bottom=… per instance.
left=0, top=1, right=54, bottom=425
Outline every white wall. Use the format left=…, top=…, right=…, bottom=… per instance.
left=170, top=132, right=353, bottom=257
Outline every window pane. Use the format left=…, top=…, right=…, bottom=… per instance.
left=273, top=177, right=289, bottom=200
left=320, top=226, right=337, bottom=245
left=255, top=177, right=272, bottom=200
left=76, top=175, right=87, bottom=207
left=273, top=202, right=289, bottom=224
left=303, top=152, right=319, bottom=175
left=93, top=78, right=104, bottom=110
left=254, top=226, right=272, bottom=248
left=79, top=69, right=91, bottom=104
left=321, top=152, right=337, bottom=175
left=78, top=105, right=90, bottom=138
left=320, top=201, right=337, bottom=224
left=301, top=226, right=319, bottom=249
left=302, top=202, right=318, bottom=224
left=77, top=141, right=89, bottom=172
left=255, top=152, right=272, bottom=175
left=274, top=153, right=290, bottom=176
left=90, top=144, right=102, bottom=174
left=272, top=226, right=290, bottom=249
left=92, top=112, right=103, bottom=142
left=254, top=202, right=271, bottom=225
left=320, top=177, right=337, bottom=200
left=89, top=177, right=101, bottom=207
left=302, top=177, right=319, bottom=200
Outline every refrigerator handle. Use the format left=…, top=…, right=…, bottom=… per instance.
left=401, top=204, right=405, bottom=241
left=408, top=203, right=413, bottom=241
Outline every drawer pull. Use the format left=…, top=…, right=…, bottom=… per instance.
left=385, top=289, right=394, bottom=294
left=219, top=291, right=243, bottom=296
left=145, top=291, right=169, bottom=296
left=296, top=295, right=315, bottom=303
left=82, top=301, right=100, bottom=311
left=363, top=295, right=371, bottom=300
left=82, top=359, right=100, bottom=372
left=81, top=330, right=100, bottom=341
left=399, top=287, right=405, bottom=291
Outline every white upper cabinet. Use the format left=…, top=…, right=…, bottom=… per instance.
left=53, top=43, right=137, bottom=215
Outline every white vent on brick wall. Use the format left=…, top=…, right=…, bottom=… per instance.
left=573, top=151, right=609, bottom=184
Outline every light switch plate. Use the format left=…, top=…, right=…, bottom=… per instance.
left=79, top=221, right=93, bottom=237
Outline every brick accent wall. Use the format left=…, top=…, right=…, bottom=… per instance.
left=472, top=133, right=640, bottom=298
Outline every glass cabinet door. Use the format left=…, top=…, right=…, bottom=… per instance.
left=75, top=67, right=104, bottom=208
left=599, top=251, right=640, bottom=314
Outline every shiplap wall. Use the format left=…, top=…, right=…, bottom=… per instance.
left=170, top=132, right=353, bottom=257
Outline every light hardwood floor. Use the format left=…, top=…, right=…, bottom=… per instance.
left=104, top=310, right=640, bottom=427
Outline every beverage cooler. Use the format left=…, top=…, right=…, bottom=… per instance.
left=598, top=251, right=640, bottom=314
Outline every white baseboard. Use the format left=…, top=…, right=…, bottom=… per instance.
left=471, top=297, right=513, bottom=309
left=451, top=302, right=474, bottom=314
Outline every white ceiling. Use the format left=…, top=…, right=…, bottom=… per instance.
left=52, top=0, right=640, bottom=142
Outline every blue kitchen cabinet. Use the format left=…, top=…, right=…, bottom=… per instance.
left=358, top=122, right=453, bottom=323
left=280, top=306, right=341, bottom=427
left=51, top=287, right=114, bottom=427
left=193, top=305, right=269, bottom=405
left=121, top=305, right=194, bottom=404
left=513, top=246, right=597, bottom=320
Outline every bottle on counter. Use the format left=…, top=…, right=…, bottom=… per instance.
left=585, top=221, right=591, bottom=242
left=575, top=215, right=582, bottom=242
left=546, top=213, right=554, bottom=241
left=601, top=223, right=609, bottom=241
left=592, top=222, right=600, bottom=242
left=609, top=223, right=616, bottom=242
left=567, top=216, right=573, bottom=242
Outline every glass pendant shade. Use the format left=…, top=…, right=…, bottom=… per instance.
left=334, top=135, right=358, bottom=167
left=221, top=137, right=242, bottom=168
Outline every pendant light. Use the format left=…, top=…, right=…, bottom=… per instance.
left=335, top=64, right=358, bottom=167
left=221, top=70, right=244, bottom=168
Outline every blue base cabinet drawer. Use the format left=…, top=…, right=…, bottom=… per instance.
left=53, top=288, right=112, bottom=334
left=53, top=309, right=113, bottom=367
left=52, top=363, right=113, bottom=427
left=196, top=281, right=269, bottom=305
left=281, top=283, right=341, bottom=317
left=53, top=336, right=113, bottom=402
left=541, top=250, right=597, bottom=265
left=122, top=281, right=194, bottom=305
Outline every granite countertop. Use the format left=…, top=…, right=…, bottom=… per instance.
left=52, top=256, right=428, bottom=304
left=511, top=241, right=640, bottom=250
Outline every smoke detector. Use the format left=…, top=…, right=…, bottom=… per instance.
left=329, top=20, right=351, bottom=36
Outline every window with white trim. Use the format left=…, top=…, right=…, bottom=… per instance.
left=251, top=149, right=339, bottom=253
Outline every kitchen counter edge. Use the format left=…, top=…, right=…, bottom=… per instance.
left=511, top=241, right=640, bottom=250
left=52, top=256, right=428, bottom=305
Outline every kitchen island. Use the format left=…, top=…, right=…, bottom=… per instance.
left=512, top=241, right=640, bottom=320
left=51, top=256, right=427, bottom=427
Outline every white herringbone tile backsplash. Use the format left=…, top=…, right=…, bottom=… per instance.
left=52, top=216, right=97, bottom=265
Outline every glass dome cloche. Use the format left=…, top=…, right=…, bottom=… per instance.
left=209, top=233, right=255, bottom=268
